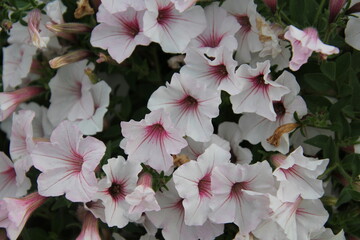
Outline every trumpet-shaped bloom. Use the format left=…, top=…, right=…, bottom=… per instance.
left=210, top=161, right=275, bottom=233
left=222, top=0, right=263, bottom=63
left=181, top=47, right=240, bottom=95
left=230, top=61, right=290, bottom=121
left=31, top=121, right=106, bottom=202
left=345, top=15, right=360, bottom=50
left=0, top=152, right=30, bottom=199
left=238, top=71, right=307, bottom=154
left=0, top=192, right=47, bottom=240
left=76, top=210, right=101, bottom=240
left=48, top=60, right=95, bottom=126
left=96, top=156, right=142, bottom=228
left=146, top=179, right=224, bottom=240
left=272, top=147, right=329, bottom=202
left=143, top=0, right=206, bottom=53
left=2, top=44, right=37, bottom=92
left=284, top=26, right=340, bottom=71
left=170, top=0, right=197, bottom=12
left=189, top=2, right=240, bottom=53
left=101, top=0, right=145, bottom=13
left=121, top=109, right=187, bottom=172
left=91, top=5, right=151, bottom=64
left=0, top=86, right=44, bottom=121
left=173, top=144, right=230, bottom=225
left=148, top=73, right=221, bottom=142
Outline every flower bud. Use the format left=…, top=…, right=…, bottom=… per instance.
left=49, top=50, right=92, bottom=69
left=46, top=22, right=92, bottom=34
left=329, top=0, right=346, bottom=22
left=28, top=9, right=49, bottom=48
left=263, top=0, right=277, bottom=13
left=270, top=153, right=287, bottom=168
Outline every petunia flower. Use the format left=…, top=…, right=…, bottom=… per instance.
left=230, top=60, right=290, bottom=121
left=143, top=0, right=206, bottom=53
left=209, top=161, right=276, bottom=233
left=146, top=179, right=224, bottom=240
left=0, top=192, right=47, bottom=240
left=76, top=207, right=101, bottom=240
left=2, top=44, right=37, bottom=92
left=90, top=5, right=151, bottom=64
left=96, top=156, right=142, bottom=228
left=101, top=0, right=146, bottom=13
left=271, top=146, right=329, bottom=202
left=188, top=2, right=240, bottom=53
left=121, top=109, right=187, bottom=172
left=181, top=47, right=240, bottom=95
left=0, top=86, right=44, bottom=121
left=284, top=25, right=339, bottom=71
left=31, top=121, right=106, bottom=202
left=170, top=0, right=198, bottom=12
left=173, top=144, right=230, bottom=225
left=148, top=73, right=221, bottom=142
left=47, top=60, right=95, bottom=126
left=0, top=152, right=30, bottom=199
left=221, top=0, right=263, bottom=63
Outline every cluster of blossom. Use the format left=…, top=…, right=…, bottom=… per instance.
left=1, top=0, right=358, bottom=239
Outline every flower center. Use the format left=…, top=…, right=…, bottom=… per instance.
left=273, top=101, right=286, bottom=118
left=250, top=74, right=269, bottom=92
left=230, top=182, right=247, bottom=200
left=109, top=182, right=126, bottom=201
left=198, top=173, right=212, bottom=198
left=157, top=4, right=174, bottom=26
left=124, top=20, right=140, bottom=37
left=237, top=15, right=251, bottom=33
left=178, top=95, right=198, bottom=112
left=210, top=64, right=228, bottom=85
left=145, top=123, right=167, bottom=143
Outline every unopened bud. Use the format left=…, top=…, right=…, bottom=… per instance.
left=1, top=20, right=12, bottom=31
left=46, top=22, right=92, bottom=34
left=74, top=0, right=95, bottom=19
left=329, top=0, right=346, bottom=22
left=49, top=50, right=92, bottom=69
left=267, top=123, right=300, bottom=147
left=270, top=154, right=287, bottom=168
left=96, top=53, right=117, bottom=65
left=321, top=196, right=338, bottom=206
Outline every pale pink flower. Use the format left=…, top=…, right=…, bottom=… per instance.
left=143, top=0, right=206, bottom=53
left=263, top=0, right=277, bottom=13
left=217, top=122, right=252, bottom=164
left=125, top=172, right=160, bottom=214
left=146, top=179, right=224, bottom=240
left=188, top=2, right=240, bottom=53
left=181, top=47, right=240, bottom=95
left=101, top=0, right=146, bottom=13
left=48, top=60, right=95, bottom=126
left=76, top=81, right=111, bottom=135
left=28, top=9, right=50, bottom=48
left=271, top=146, right=329, bottom=202
left=96, top=156, right=142, bottom=227
left=10, top=110, right=38, bottom=186
left=254, top=196, right=329, bottom=240
left=170, top=0, right=197, bottom=12
left=238, top=71, right=307, bottom=154
left=121, top=109, right=187, bottom=172
left=84, top=200, right=106, bottom=223
left=329, top=0, right=346, bottom=23
left=45, top=0, right=67, bottom=24
left=76, top=209, right=101, bottom=240
left=0, top=86, right=44, bottom=121
left=310, top=228, right=345, bottom=240
left=230, top=60, right=290, bottom=121
left=222, top=0, right=263, bottom=63
left=91, top=5, right=151, bottom=64
left=173, top=144, right=230, bottom=225
left=284, top=25, right=340, bottom=71
left=2, top=44, right=37, bottom=91
left=31, top=121, right=106, bottom=202
left=148, top=73, right=221, bottom=142
left=0, top=192, right=47, bottom=240
left=180, top=134, right=230, bottom=160
left=209, top=161, right=275, bottom=233
left=0, top=152, right=30, bottom=199
left=345, top=16, right=360, bottom=50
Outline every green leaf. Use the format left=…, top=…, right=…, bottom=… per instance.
left=320, top=61, right=336, bottom=80
left=303, top=73, right=335, bottom=94
left=335, top=52, right=352, bottom=78
left=304, top=135, right=331, bottom=149
left=336, top=187, right=353, bottom=206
